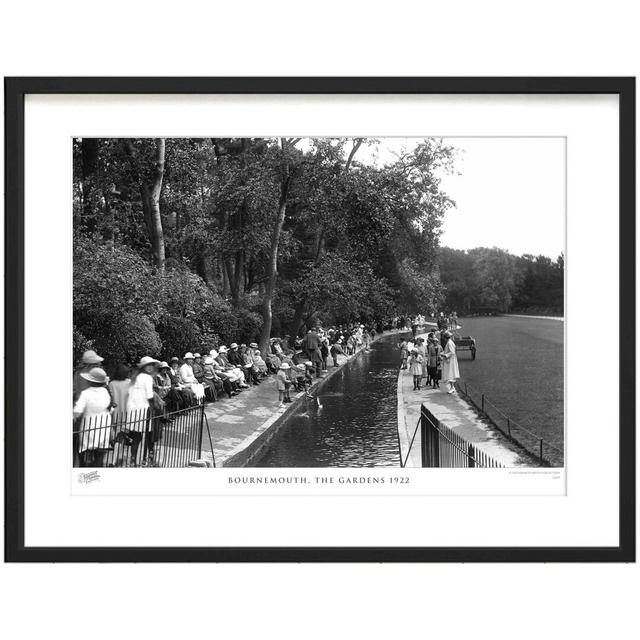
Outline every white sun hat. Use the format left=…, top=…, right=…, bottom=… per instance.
left=81, top=350, right=104, bottom=365
left=138, top=356, right=160, bottom=368
left=183, top=352, right=195, bottom=360
left=80, top=367, right=108, bottom=384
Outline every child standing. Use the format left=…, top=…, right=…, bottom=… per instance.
left=408, top=349, right=424, bottom=391
left=277, top=362, right=291, bottom=407
left=427, top=337, right=443, bottom=389
left=399, top=338, right=409, bottom=369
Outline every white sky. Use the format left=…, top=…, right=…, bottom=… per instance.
left=358, top=137, right=566, bottom=258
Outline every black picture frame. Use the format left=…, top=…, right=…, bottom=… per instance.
left=4, top=76, right=635, bottom=563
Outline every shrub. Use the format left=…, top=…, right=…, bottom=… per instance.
left=72, top=326, right=95, bottom=366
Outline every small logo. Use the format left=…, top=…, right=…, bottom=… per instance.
left=78, top=470, right=101, bottom=484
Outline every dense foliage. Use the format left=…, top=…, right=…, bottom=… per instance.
left=439, top=247, right=564, bottom=315
left=73, top=137, right=456, bottom=369
left=73, top=137, right=564, bottom=369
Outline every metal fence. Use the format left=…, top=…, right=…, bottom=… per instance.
left=420, top=405, right=503, bottom=468
left=73, top=401, right=214, bottom=468
left=455, top=379, right=563, bottom=467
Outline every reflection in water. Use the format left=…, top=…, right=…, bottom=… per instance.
left=256, top=335, right=402, bottom=467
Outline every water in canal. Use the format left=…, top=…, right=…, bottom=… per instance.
left=256, top=334, right=402, bottom=467
left=256, top=316, right=564, bottom=467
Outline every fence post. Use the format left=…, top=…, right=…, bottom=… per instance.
left=539, top=438, right=544, bottom=465
left=420, top=410, right=428, bottom=467
left=464, top=381, right=468, bottom=396
left=468, top=443, right=475, bottom=468
left=481, top=394, right=485, bottom=414
left=198, top=401, right=204, bottom=459
left=507, top=417, right=511, bottom=438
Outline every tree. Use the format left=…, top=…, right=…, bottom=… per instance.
left=259, top=138, right=294, bottom=355
left=124, top=138, right=167, bottom=272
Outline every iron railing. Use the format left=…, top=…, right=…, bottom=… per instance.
left=73, top=401, right=214, bottom=468
left=420, top=404, right=503, bottom=468
left=455, top=379, right=563, bottom=467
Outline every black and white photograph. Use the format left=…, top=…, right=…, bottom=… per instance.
left=6, top=76, right=632, bottom=563
left=72, top=135, right=565, bottom=470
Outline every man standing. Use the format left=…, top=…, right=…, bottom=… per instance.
left=301, top=328, right=320, bottom=362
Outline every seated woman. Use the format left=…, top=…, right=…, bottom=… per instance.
left=202, top=356, right=219, bottom=401
left=266, top=352, right=282, bottom=374
left=209, top=350, right=239, bottom=397
left=216, top=346, right=249, bottom=388
left=240, top=345, right=260, bottom=385
left=250, top=343, right=268, bottom=376
left=155, top=361, right=182, bottom=414
left=168, top=357, right=195, bottom=409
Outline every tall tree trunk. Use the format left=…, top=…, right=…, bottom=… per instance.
left=259, top=161, right=291, bottom=355
left=289, top=300, right=307, bottom=337
left=80, top=138, right=99, bottom=230
left=125, top=138, right=166, bottom=272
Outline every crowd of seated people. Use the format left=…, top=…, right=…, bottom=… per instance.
left=71, top=321, right=393, bottom=465
left=73, top=322, right=384, bottom=427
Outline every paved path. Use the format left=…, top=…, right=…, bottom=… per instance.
left=397, top=333, right=528, bottom=467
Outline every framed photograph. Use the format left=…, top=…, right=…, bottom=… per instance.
left=5, top=77, right=635, bottom=562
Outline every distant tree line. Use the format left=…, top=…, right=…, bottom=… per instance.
left=73, top=137, right=457, bottom=370
left=438, top=247, right=564, bottom=315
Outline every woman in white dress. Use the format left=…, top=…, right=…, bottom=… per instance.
left=440, top=330, right=460, bottom=394
left=127, top=356, right=159, bottom=465
left=73, top=367, right=113, bottom=466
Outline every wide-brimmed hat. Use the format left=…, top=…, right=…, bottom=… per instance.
left=230, top=342, right=238, bottom=349
left=80, top=367, right=108, bottom=384
left=296, top=364, right=305, bottom=370
left=193, top=352, right=201, bottom=358
left=304, top=361, right=313, bottom=366
left=249, top=342, right=258, bottom=348
left=183, top=352, right=194, bottom=360
left=81, top=350, right=103, bottom=365
left=209, top=349, right=219, bottom=358
left=159, top=361, right=169, bottom=369
left=442, top=330, right=451, bottom=337
left=280, top=362, right=290, bottom=369
left=218, top=346, right=228, bottom=353
left=204, top=356, right=214, bottom=365
left=138, top=356, right=160, bottom=368
left=170, top=356, right=180, bottom=363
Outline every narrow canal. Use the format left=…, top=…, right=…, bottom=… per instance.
left=255, top=334, right=402, bottom=467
